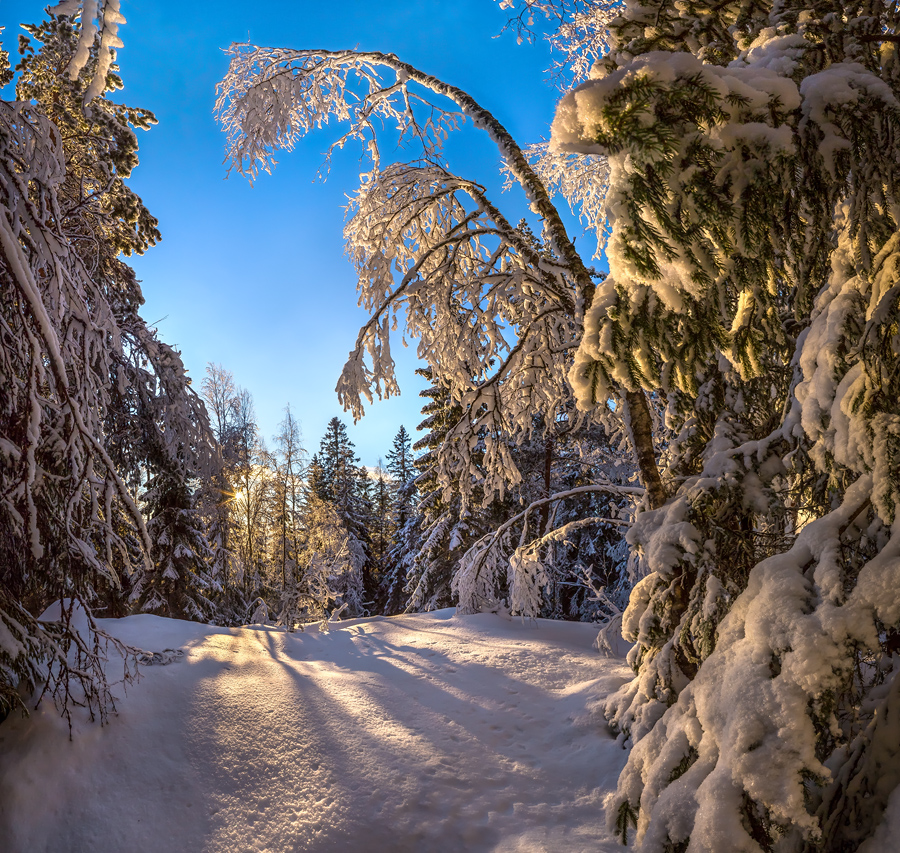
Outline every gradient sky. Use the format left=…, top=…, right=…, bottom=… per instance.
left=3, top=0, right=575, bottom=465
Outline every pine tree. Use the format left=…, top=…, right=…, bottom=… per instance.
left=318, top=417, right=360, bottom=510
left=385, top=425, right=416, bottom=532
left=368, top=461, right=394, bottom=606
left=134, top=470, right=216, bottom=621
left=305, top=454, right=327, bottom=503
left=316, top=417, right=372, bottom=610
left=380, top=426, right=418, bottom=613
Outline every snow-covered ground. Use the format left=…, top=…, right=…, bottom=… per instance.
left=0, top=610, right=631, bottom=852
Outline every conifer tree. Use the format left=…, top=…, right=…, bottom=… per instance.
left=135, top=470, right=216, bottom=621
left=380, top=426, right=418, bottom=613
left=385, top=425, right=416, bottom=530
left=316, top=417, right=372, bottom=607
left=543, top=0, right=900, bottom=848
left=401, top=369, right=480, bottom=611
left=369, top=462, right=393, bottom=590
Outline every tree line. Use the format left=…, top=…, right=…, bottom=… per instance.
left=174, top=362, right=634, bottom=631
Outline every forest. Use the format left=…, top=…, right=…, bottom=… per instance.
left=2, top=0, right=900, bottom=851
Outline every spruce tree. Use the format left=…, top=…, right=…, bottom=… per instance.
left=135, top=471, right=216, bottom=621
left=381, top=426, right=418, bottom=613
left=546, top=1, right=900, bottom=848
left=401, top=369, right=479, bottom=611
left=315, top=418, right=372, bottom=612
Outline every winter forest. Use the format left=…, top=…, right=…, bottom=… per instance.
left=2, top=0, right=900, bottom=850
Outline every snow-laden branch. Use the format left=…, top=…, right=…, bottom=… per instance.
left=216, top=44, right=666, bottom=507
left=503, top=143, right=610, bottom=259
left=454, top=482, right=640, bottom=615
left=495, top=0, right=622, bottom=85
left=50, top=0, right=126, bottom=103
left=0, top=102, right=151, bottom=566
left=216, top=45, right=594, bottom=290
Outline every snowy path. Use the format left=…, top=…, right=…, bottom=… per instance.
left=0, top=611, right=631, bottom=852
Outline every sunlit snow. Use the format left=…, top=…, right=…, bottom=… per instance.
left=0, top=611, right=631, bottom=852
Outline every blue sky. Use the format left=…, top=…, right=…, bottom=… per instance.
left=3, top=0, right=571, bottom=465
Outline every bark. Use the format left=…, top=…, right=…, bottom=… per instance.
left=624, top=390, right=666, bottom=510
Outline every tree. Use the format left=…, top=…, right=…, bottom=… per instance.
left=215, top=42, right=664, bottom=512
left=315, top=416, right=373, bottom=605
left=286, top=493, right=366, bottom=624
left=400, top=369, right=485, bottom=612
left=229, top=388, right=270, bottom=596
left=368, top=460, right=393, bottom=596
left=270, top=405, right=307, bottom=617
left=380, top=426, right=418, bottom=613
left=199, top=363, right=243, bottom=617
left=317, top=417, right=361, bottom=510
left=385, top=426, right=415, bottom=528
left=544, top=1, right=900, bottom=850
left=133, top=469, right=217, bottom=621
left=0, top=5, right=204, bottom=719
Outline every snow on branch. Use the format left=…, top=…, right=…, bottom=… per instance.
left=217, top=45, right=608, bottom=499
left=504, top=142, right=611, bottom=258
left=495, top=0, right=622, bottom=84
left=453, top=482, right=640, bottom=615
left=0, top=101, right=150, bottom=566
left=50, top=0, right=126, bottom=103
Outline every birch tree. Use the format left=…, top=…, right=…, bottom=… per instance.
left=214, top=42, right=665, bottom=512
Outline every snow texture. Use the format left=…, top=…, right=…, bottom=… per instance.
left=0, top=610, right=631, bottom=852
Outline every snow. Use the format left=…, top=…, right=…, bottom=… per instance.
left=0, top=610, right=631, bottom=852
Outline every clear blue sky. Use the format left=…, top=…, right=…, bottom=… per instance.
left=3, top=0, right=571, bottom=465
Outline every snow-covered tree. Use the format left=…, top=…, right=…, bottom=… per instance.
left=0, top=7, right=205, bottom=719
left=368, top=461, right=393, bottom=590
left=380, top=426, right=418, bottom=613
left=215, top=41, right=665, bottom=514
left=229, top=389, right=271, bottom=595
left=198, top=364, right=273, bottom=621
left=270, top=405, right=307, bottom=615
left=134, top=470, right=216, bottom=621
left=199, top=362, right=239, bottom=600
left=281, top=495, right=365, bottom=625
left=315, top=417, right=373, bottom=602
left=385, top=425, right=416, bottom=529
left=538, top=0, right=900, bottom=849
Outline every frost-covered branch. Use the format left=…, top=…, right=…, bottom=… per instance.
left=503, top=143, right=610, bottom=258
left=453, top=482, right=638, bottom=614
left=495, top=0, right=622, bottom=84
left=216, top=44, right=665, bottom=506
